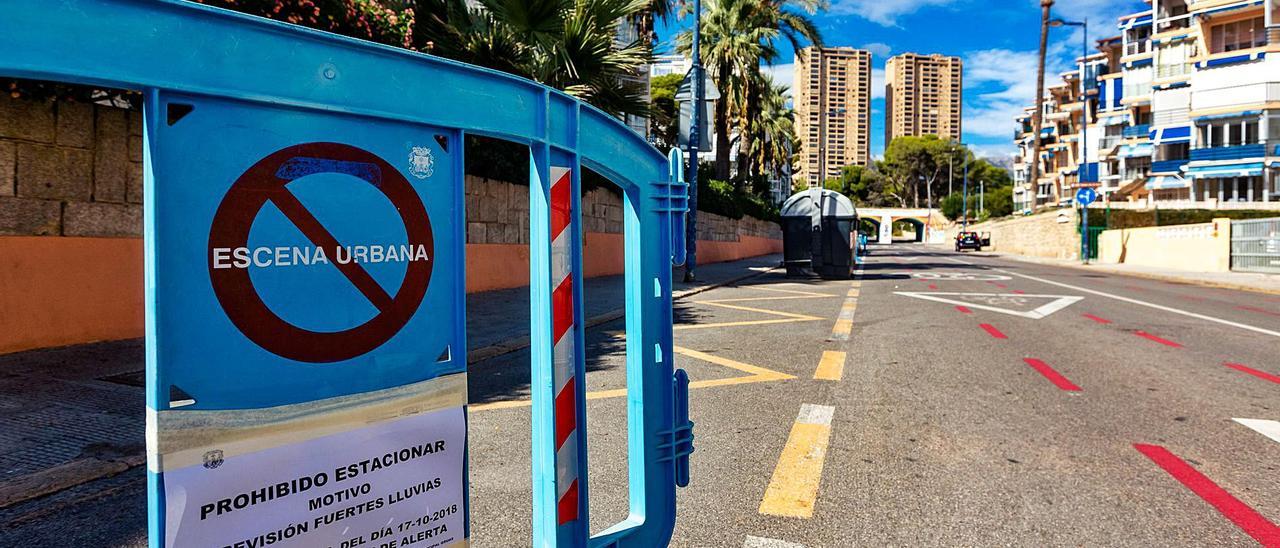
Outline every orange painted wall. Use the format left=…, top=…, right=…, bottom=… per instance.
left=0, top=236, right=145, bottom=354
left=0, top=232, right=780, bottom=353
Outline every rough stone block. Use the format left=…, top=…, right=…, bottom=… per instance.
left=55, top=102, right=94, bottom=148
left=467, top=222, right=485, bottom=244
left=125, top=162, right=144, bottom=204
left=128, top=110, right=143, bottom=136
left=486, top=224, right=506, bottom=244
left=465, top=195, right=481, bottom=223
left=0, top=196, right=61, bottom=236
left=94, top=107, right=129, bottom=202
left=503, top=223, right=519, bottom=244
left=63, top=202, right=142, bottom=237
left=0, top=96, right=55, bottom=142
left=0, top=141, right=13, bottom=196
left=127, top=135, right=144, bottom=163
left=16, top=143, right=93, bottom=201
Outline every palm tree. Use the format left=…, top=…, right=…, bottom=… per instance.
left=413, top=0, right=653, bottom=118
left=746, top=78, right=795, bottom=179
left=680, top=0, right=822, bottom=182
left=1029, top=0, right=1054, bottom=203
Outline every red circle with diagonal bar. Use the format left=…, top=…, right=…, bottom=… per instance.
left=207, top=142, right=433, bottom=363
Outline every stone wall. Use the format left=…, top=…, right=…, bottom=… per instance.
left=0, top=95, right=143, bottom=237
left=1, top=94, right=781, bottom=246
left=947, top=209, right=1080, bottom=260
left=465, top=174, right=780, bottom=245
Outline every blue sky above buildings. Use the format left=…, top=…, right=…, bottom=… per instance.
left=656, top=0, right=1149, bottom=160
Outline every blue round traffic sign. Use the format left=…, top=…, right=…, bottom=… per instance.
left=1075, top=187, right=1097, bottom=206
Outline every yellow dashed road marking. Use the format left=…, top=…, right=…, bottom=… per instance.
left=469, top=346, right=793, bottom=412
left=813, top=351, right=846, bottom=381
left=759, top=404, right=835, bottom=518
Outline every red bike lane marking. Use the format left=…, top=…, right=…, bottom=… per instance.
left=1225, top=362, right=1280, bottom=385
left=955, top=305, right=972, bottom=314
left=979, top=324, right=1007, bottom=339
left=1011, top=289, right=1026, bottom=295
left=1237, top=305, right=1280, bottom=317
left=1023, top=358, right=1081, bottom=391
left=1082, top=313, right=1112, bottom=324
left=1134, top=444, right=1280, bottom=546
left=1134, top=331, right=1182, bottom=348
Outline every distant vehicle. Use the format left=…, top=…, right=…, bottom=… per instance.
left=980, top=231, right=992, bottom=247
left=955, top=231, right=983, bottom=252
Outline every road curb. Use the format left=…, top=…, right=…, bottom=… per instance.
left=986, top=252, right=1280, bottom=296
left=0, top=454, right=145, bottom=510
left=466, top=263, right=780, bottom=365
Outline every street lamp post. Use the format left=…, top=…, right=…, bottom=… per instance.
left=684, top=0, right=704, bottom=283
left=961, top=148, right=970, bottom=232
left=1050, top=17, right=1089, bottom=187
left=1050, top=16, right=1090, bottom=264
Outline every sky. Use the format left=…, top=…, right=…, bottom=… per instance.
left=656, top=0, right=1149, bottom=161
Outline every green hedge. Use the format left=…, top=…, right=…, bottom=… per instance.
left=697, top=179, right=780, bottom=222
left=1086, top=208, right=1280, bottom=229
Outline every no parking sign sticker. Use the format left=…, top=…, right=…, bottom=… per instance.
left=157, top=139, right=467, bottom=548
left=207, top=142, right=434, bottom=363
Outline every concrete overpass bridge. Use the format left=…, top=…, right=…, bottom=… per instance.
left=858, top=208, right=949, bottom=244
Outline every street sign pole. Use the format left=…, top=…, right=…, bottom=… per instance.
left=684, top=0, right=703, bottom=283
left=1082, top=204, right=1090, bottom=265
left=1075, top=187, right=1097, bottom=265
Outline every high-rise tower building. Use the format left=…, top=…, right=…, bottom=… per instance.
left=884, top=53, right=963, bottom=145
left=793, top=47, right=873, bottom=185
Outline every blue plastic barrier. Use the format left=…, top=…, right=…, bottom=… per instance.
left=0, top=2, right=691, bottom=547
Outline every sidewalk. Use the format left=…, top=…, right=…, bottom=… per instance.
left=954, top=247, right=1280, bottom=295
left=0, top=253, right=780, bottom=508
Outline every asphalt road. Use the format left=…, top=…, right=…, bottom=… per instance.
left=3, top=244, right=1278, bottom=546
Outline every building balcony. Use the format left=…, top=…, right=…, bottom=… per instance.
left=1189, top=143, right=1268, bottom=162
left=1156, top=63, right=1192, bottom=79
left=1191, top=82, right=1280, bottom=112
left=1151, top=158, right=1189, bottom=174
left=1122, top=124, right=1152, bottom=138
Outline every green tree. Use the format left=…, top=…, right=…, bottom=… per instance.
left=413, top=0, right=654, bottom=118
left=823, top=164, right=883, bottom=205
left=746, top=78, right=796, bottom=181
left=880, top=135, right=968, bottom=209
left=985, top=186, right=1014, bottom=218
left=649, top=73, right=684, bottom=151
left=940, top=192, right=966, bottom=221
left=680, top=0, right=823, bottom=182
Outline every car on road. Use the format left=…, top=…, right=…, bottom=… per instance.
left=956, top=231, right=983, bottom=252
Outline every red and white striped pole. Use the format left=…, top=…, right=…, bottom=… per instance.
left=548, top=165, right=580, bottom=526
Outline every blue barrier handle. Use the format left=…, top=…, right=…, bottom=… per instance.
left=673, top=369, right=693, bottom=488
left=667, top=148, right=688, bottom=267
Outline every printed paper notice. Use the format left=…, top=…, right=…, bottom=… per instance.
left=163, top=406, right=467, bottom=548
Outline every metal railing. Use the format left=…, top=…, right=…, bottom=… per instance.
left=1189, top=143, right=1268, bottom=162
left=1152, top=108, right=1189, bottom=126
left=1156, top=63, right=1192, bottom=79
left=1123, top=124, right=1152, bottom=138
left=1123, top=82, right=1152, bottom=99
left=1231, top=217, right=1280, bottom=273
left=1151, top=158, right=1189, bottom=173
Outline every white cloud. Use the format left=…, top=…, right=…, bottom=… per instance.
left=961, top=45, right=1068, bottom=140
left=761, top=63, right=795, bottom=96
left=862, top=42, right=892, bottom=58
left=969, top=143, right=1017, bottom=162
left=870, top=68, right=885, bottom=99
left=830, top=0, right=958, bottom=26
